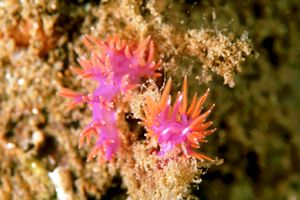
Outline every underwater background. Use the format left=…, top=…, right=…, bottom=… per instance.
left=0, top=0, right=299, bottom=199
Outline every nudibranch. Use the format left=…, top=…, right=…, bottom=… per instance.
left=143, top=76, right=216, bottom=161
left=59, top=35, right=161, bottom=160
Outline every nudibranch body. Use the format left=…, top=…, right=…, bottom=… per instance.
left=143, top=76, right=216, bottom=161
left=60, top=35, right=161, bottom=160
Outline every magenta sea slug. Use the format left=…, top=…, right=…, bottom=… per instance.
left=143, top=76, right=216, bottom=161
left=59, top=35, right=161, bottom=160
